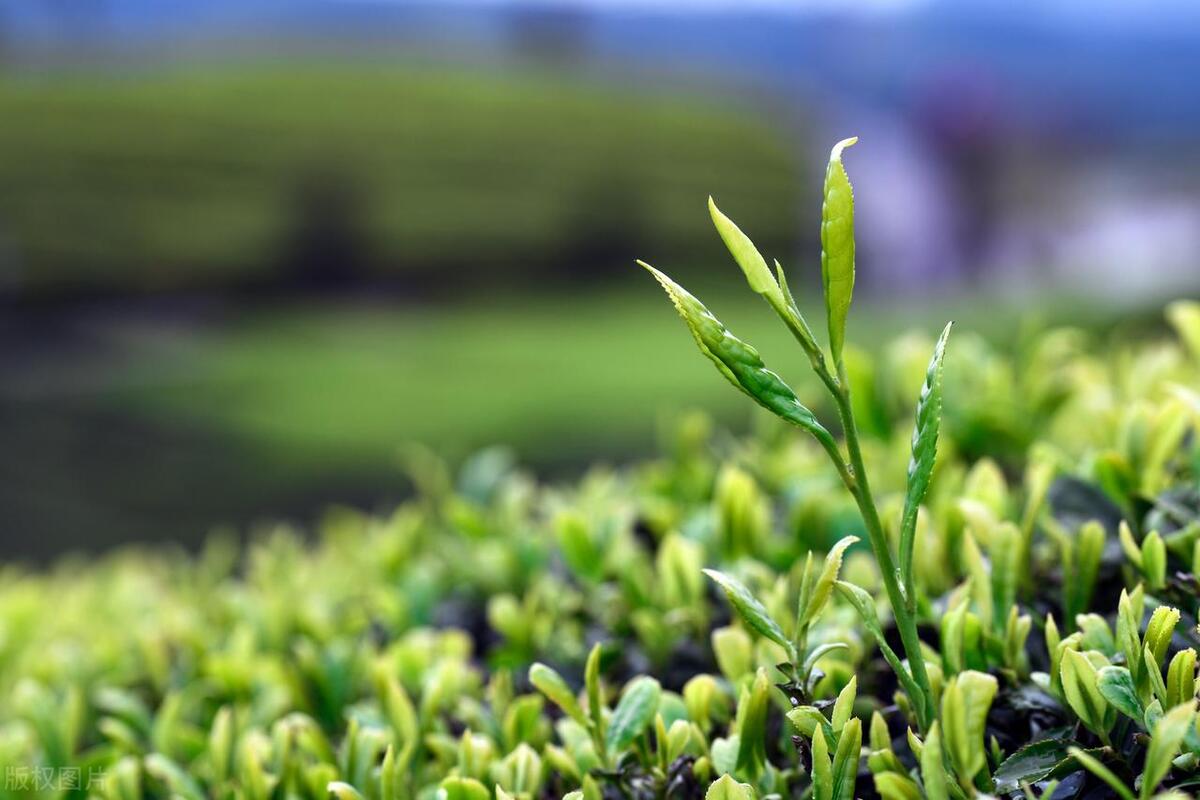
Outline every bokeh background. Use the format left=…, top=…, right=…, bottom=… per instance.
left=2, top=0, right=1198, bottom=557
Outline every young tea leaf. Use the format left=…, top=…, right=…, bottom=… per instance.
left=708, top=197, right=784, bottom=308
left=835, top=580, right=925, bottom=716
left=1096, top=666, right=1143, bottom=722
left=605, top=677, right=662, bottom=756
left=1068, top=749, right=1134, bottom=800
left=1165, top=649, right=1197, bottom=708
left=811, top=725, right=833, bottom=800
left=873, top=772, right=922, bottom=800
left=801, top=536, right=860, bottom=628
left=831, top=676, right=857, bottom=735
left=820, top=137, right=857, bottom=365
left=735, top=669, right=770, bottom=779
left=1144, top=606, right=1181, bottom=668
left=941, top=670, right=998, bottom=787
left=586, top=643, right=604, bottom=736
left=920, top=722, right=949, bottom=800
left=703, top=569, right=796, bottom=662
left=831, top=717, right=862, bottom=800
left=436, top=777, right=490, bottom=800
left=640, top=263, right=827, bottom=437
left=1142, top=703, right=1196, bottom=800
left=1060, top=649, right=1115, bottom=737
left=899, top=322, right=952, bottom=589
left=704, top=774, right=753, bottom=800
left=529, top=663, right=585, bottom=724
left=329, top=783, right=367, bottom=800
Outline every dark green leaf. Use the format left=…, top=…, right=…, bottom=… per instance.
left=993, top=739, right=1075, bottom=793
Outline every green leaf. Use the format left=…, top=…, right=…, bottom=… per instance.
left=1061, top=649, right=1115, bottom=736
left=872, top=773, right=922, bottom=800
left=640, top=263, right=827, bottom=436
left=899, top=321, right=951, bottom=589
left=803, top=536, right=860, bottom=627
left=436, top=777, right=490, bottom=800
left=144, top=754, right=205, bottom=800
left=712, top=626, right=754, bottom=682
left=708, top=197, right=783, bottom=307
left=920, top=722, right=949, bottom=800
left=803, top=642, right=850, bottom=676
left=586, top=643, right=604, bottom=737
left=704, top=774, right=753, bottom=800
left=773, top=259, right=824, bottom=361
left=1144, top=647, right=1170, bottom=706
left=831, top=717, right=862, bottom=800
left=811, top=725, right=833, bottom=800
left=735, top=669, right=770, bottom=780
left=830, top=676, right=857, bottom=735
left=711, top=735, right=740, bottom=777
left=1115, top=586, right=1146, bottom=694
left=786, top=705, right=835, bottom=747
left=835, top=580, right=924, bottom=714
left=209, top=706, right=235, bottom=784
left=1167, top=299, right=1200, bottom=359
left=605, top=677, right=661, bottom=756
left=1145, top=606, right=1181, bottom=668
left=529, top=663, right=585, bottom=724
left=1142, top=703, right=1196, bottom=800
left=820, top=136, right=857, bottom=364
left=1142, top=531, right=1167, bottom=589
left=989, top=523, right=1021, bottom=632
left=1166, top=649, right=1197, bottom=708
left=329, top=783, right=367, bottom=800
left=1064, top=522, right=1105, bottom=625
left=992, top=739, right=1074, bottom=794
left=1068, top=748, right=1134, bottom=800
left=941, top=670, right=998, bottom=786
left=703, top=569, right=796, bottom=661
left=1096, top=666, right=1143, bottom=722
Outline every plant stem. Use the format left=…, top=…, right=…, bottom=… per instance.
left=827, top=365, right=935, bottom=731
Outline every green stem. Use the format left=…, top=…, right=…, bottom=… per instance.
left=776, top=287, right=934, bottom=729
left=828, top=365, right=935, bottom=731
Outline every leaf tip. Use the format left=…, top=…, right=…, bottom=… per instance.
left=830, top=136, right=859, bottom=162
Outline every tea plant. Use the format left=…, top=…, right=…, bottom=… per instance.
left=0, top=141, right=1199, bottom=800
left=642, top=137, right=950, bottom=733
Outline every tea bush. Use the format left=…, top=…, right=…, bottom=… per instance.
left=2, top=142, right=1200, bottom=800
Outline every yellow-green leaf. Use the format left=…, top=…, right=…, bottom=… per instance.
left=1142, top=703, right=1196, bottom=800
left=940, top=670, right=998, bottom=785
left=919, top=722, right=948, bottom=800
left=820, top=136, right=857, bottom=364
left=529, top=663, right=584, bottom=724
left=704, top=569, right=795, bottom=661
left=709, top=197, right=783, bottom=307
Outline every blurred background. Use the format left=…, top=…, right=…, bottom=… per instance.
left=1, top=0, right=1198, bottom=557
